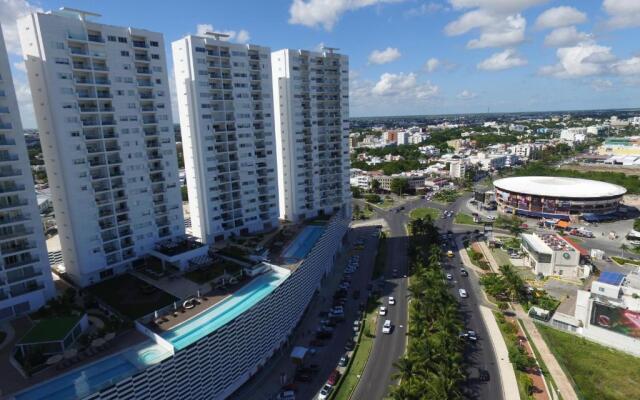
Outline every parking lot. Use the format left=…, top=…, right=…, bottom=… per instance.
left=233, top=225, right=381, bottom=400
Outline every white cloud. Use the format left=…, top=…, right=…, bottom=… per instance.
left=457, top=89, right=477, bottom=99
left=544, top=26, right=592, bottom=47
left=425, top=57, right=440, bottom=72
left=0, top=0, right=41, bottom=55
left=288, top=0, right=399, bottom=30
left=590, top=79, right=613, bottom=91
left=13, top=76, right=35, bottom=128
left=539, top=43, right=615, bottom=78
left=405, top=2, right=446, bottom=17
left=467, top=13, right=526, bottom=48
left=370, top=72, right=439, bottom=98
left=448, top=0, right=548, bottom=13
left=477, top=48, right=527, bottom=70
left=195, top=24, right=251, bottom=44
left=535, top=6, right=587, bottom=29
left=368, top=47, right=401, bottom=64
left=611, top=56, right=640, bottom=75
left=444, top=0, right=545, bottom=50
left=603, top=0, right=640, bottom=29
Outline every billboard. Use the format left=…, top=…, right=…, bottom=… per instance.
left=591, top=302, right=640, bottom=338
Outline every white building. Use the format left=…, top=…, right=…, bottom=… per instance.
left=396, top=130, right=409, bottom=146
left=560, top=127, right=587, bottom=143
left=449, top=160, right=466, bottom=179
left=271, top=48, right=351, bottom=222
left=18, top=9, right=184, bottom=286
left=408, top=132, right=428, bottom=145
left=0, top=25, right=54, bottom=320
left=172, top=34, right=278, bottom=243
left=520, top=232, right=584, bottom=278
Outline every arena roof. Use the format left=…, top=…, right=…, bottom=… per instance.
left=493, top=176, right=627, bottom=199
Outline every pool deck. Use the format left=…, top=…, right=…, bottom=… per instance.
left=2, top=327, right=147, bottom=398
left=148, top=276, right=258, bottom=333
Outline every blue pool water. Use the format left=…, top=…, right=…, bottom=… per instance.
left=14, top=343, right=173, bottom=400
left=161, top=268, right=290, bottom=350
left=15, top=353, right=137, bottom=400
left=282, top=225, right=325, bottom=261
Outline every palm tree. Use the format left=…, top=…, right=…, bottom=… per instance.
left=392, top=357, right=416, bottom=385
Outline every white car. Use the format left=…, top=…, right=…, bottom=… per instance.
left=388, top=296, right=395, bottom=305
left=318, top=384, right=332, bottom=400
left=459, top=288, right=468, bottom=298
left=446, top=273, right=453, bottom=280
left=379, top=306, right=387, bottom=316
left=382, top=319, right=392, bottom=334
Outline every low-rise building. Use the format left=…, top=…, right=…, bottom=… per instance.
left=520, top=232, right=586, bottom=278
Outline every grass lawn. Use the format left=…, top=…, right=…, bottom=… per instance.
left=332, top=299, right=378, bottom=400
left=537, top=324, right=640, bottom=400
left=409, top=207, right=441, bottom=220
left=491, top=248, right=513, bottom=267
left=88, top=274, right=177, bottom=320
left=611, top=256, right=640, bottom=266
left=20, top=315, right=82, bottom=343
left=379, top=197, right=395, bottom=209
left=454, top=213, right=478, bottom=225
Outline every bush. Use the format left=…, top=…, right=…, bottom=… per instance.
left=364, top=193, right=381, bottom=203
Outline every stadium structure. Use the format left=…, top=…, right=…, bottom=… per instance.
left=493, top=176, right=626, bottom=220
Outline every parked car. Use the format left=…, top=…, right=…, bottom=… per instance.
left=344, top=339, right=355, bottom=351
left=446, top=273, right=453, bottom=280
left=276, top=390, right=296, bottom=400
left=388, top=296, right=395, bottom=305
left=353, top=320, right=360, bottom=332
left=318, top=384, right=333, bottom=400
left=478, top=369, right=490, bottom=382
left=379, top=306, right=387, bottom=316
left=459, top=288, right=468, bottom=298
left=327, top=370, right=341, bottom=386
left=460, top=268, right=468, bottom=277
left=338, top=354, right=349, bottom=367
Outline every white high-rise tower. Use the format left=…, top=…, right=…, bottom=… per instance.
left=271, top=48, right=351, bottom=222
left=18, top=9, right=184, bottom=286
left=0, top=25, right=54, bottom=319
left=172, top=34, right=278, bottom=243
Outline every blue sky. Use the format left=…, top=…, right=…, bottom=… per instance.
left=2, top=0, right=640, bottom=127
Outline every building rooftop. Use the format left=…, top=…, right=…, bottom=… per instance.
left=598, top=271, right=625, bottom=286
left=19, top=315, right=82, bottom=344
left=494, top=176, right=627, bottom=199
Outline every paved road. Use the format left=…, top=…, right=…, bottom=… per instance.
left=232, top=226, right=380, bottom=400
left=351, top=205, right=409, bottom=400
left=352, top=194, right=502, bottom=400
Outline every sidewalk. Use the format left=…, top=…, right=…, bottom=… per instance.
left=477, top=242, right=579, bottom=400
left=479, top=306, right=520, bottom=400
left=515, top=305, right=579, bottom=400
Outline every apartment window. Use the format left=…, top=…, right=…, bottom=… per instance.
left=60, top=88, right=74, bottom=95
left=117, top=37, right=128, bottom=43
left=123, top=64, right=131, bottom=70
left=195, top=47, right=205, bottom=53
left=71, top=131, right=80, bottom=137
left=155, top=78, right=161, bottom=84
left=121, top=50, right=130, bottom=57
left=107, top=35, right=116, bottom=42
left=151, top=54, right=160, bottom=60
left=54, top=58, right=69, bottom=65
left=116, top=90, right=125, bottom=96
left=58, top=72, right=72, bottom=80
left=150, top=41, right=159, bottom=47
left=53, top=42, right=64, bottom=49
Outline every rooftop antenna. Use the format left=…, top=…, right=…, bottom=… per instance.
left=204, top=31, right=230, bottom=41
left=58, top=7, right=101, bottom=21
left=322, top=46, right=340, bottom=54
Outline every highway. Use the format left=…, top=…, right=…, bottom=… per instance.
left=352, top=195, right=502, bottom=400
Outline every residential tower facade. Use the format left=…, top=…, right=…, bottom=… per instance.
left=271, top=49, right=351, bottom=222
left=0, top=25, right=54, bottom=320
left=18, top=9, right=184, bottom=287
left=172, top=34, right=278, bottom=243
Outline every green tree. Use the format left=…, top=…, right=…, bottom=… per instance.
left=370, top=179, right=381, bottom=193
left=390, top=177, right=410, bottom=196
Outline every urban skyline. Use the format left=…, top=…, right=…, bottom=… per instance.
left=1, top=0, right=640, bottom=128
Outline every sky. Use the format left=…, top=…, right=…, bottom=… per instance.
left=1, top=0, right=640, bottom=128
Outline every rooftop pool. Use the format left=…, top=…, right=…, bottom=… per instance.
left=282, top=225, right=325, bottom=261
left=14, top=343, right=172, bottom=400
left=161, top=267, right=290, bottom=350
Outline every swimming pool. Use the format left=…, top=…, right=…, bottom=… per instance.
left=14, top=343, right=172, bottom=400
left=161, top=268, right=290, bottom=350
left=282, top=225, right=325, bottom=261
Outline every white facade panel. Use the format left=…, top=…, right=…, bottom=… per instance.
left=18, top=11, right=184, bottom=286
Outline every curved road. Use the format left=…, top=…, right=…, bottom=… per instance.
left=352, top=195, right=502, bottom=400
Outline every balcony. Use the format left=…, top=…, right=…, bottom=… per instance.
left=0, top=241, right=35, bottom=256
left=96, top=93, right=112, bottom=99
left=0, top=184, right=24, bottom=194
left=136, top=67, right=151, bottom=74
left=0, top=107, right=9, bottom=114
left=69, top=47, right=88, bottom=56
left=0, top=168, right=21, bottom=178
left=134, top=54, right=150, bottom=62
left=88, top=34, right=105, bottom=43
left=137, top=80, right=153, bottom=87
left=0, top=123, right=12, bottom=130
left=4, top=255, right=38, bottom=270
left=142, top=117, right=158, bottom=124
left=10, top=283, right=45, bottom=298
left=132, top=40, right=148, bottom=48
left=0, top=227, right=33, bottom=242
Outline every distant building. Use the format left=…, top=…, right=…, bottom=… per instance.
left=396, top=131, right=409, bottom=146
left=449, top=160, right=466, bottom=179
left=597, top=137, right=640, bottom=156
left=560, top=128, right=587, bottom=144
left=383, top=130, right=397, bottom=143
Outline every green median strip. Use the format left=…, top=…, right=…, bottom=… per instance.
left=331, top=300, right=378, bottom=400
